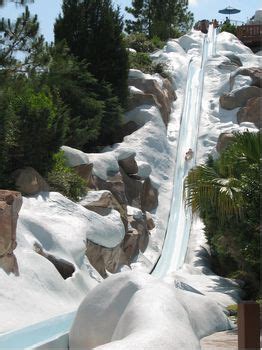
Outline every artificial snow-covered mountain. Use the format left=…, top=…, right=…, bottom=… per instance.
left=0, top=28, right=260, bottom=349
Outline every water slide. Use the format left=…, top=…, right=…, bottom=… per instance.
left=0, top=25, right=216, bottom=349
left=152, top=24, right=216, bottom=278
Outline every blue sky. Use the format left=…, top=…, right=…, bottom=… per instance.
left=0, top=0, right=261, bottom=42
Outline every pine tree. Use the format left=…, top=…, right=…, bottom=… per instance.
left=0, top=7, right=67, bottom=185
left=0, top=6, right=49, bottom=75
left=125, top=0, right=194, bottom=40
left=42, top=44, right=123, bottom=151
left=54, top=0, right=129, bottom=108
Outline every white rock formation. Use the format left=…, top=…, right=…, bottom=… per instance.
left=69, top=272, right=231, bottom=350
left=0, top=191, right=126, bottom=332
left=61, top=145, right=90, bottom=167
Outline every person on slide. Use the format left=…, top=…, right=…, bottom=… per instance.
left=185, top=148, right=193, bottom=161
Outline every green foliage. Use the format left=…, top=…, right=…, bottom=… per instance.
left=125, top=0, right=194, bottom=40
left=124, top=33, right=164, bottom=53
left=152, top=62, right=171, bottom=79
left=226, top=304, right=238, bottom=323
left=0, top=78, right=68, bottom=187
left=150, top=35, right=165, bottom=49
left=0, top=6, right=49, bottom=75
left=185, top=131, right=261, bottom=298
left=97, top=83, right=123, bottom=148
left=0, top=4, right=124, bottom=194
left=226, top=304, right=238, bottom=313
left=54, top=0, right=129, bottom=108
left=220, top=22, right=237, bottom=35
left=125, top=32, right=169, bottom=77
left=43, top=46, right=103, bottom=149
left=129, top=52, right=169, bottom=78
left=0, top=1, right=124, bottom=201
left=129, top=52, right=152, bottom=72
left=41, top=44, right=123, bottom=151
left=47, top=151, right=87, bottom=201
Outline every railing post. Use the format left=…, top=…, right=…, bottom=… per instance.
left=238, top=301, right=260, bottom=349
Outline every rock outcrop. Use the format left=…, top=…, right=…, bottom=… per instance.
left=61, top=145, right=94, bottom=186
left=57, top=71, right=170, bottom=278
left=120, top=168, right=143, bottom=208
left=218, top=55, right=242, bottom=72
left=80, top=190, right=127, bottom=275
left=224, top=53, right=242, bottom=67
left=80, top=187, right=155, bottom=273
left=73, top=163, right=93, bottom=186
left=86, top=240, right=127, bottom=278
left=93, top=173, right=128, bottom=206
left=14, top=167, right=49, bottom=195
left=216, top=133, right=235, bottom=153
left=128, top=75, right=176, bottom=126
left=141, top=177, right=159, bottom=212
left=220, top=86, right=262, bottom=110
left=120, top=170, right=159, bottom=212
left=118, top=154, right=138, bottom=175
left=194, top=19, right=209, bottom=34
left=80, top=190, right=128, bottom=229
left=237, top=97, right=261, bottom=128
left=128, top=91, right=161, bottom=113
left=80, top=190, right=113, bottom=212
left=34, top=242, right=75, bottom=279
left=0, top=190, right=22, bottom=275
left=232, top=67, right=262, bottom=88
left=61, top=145, right=90, bottom=167
left=61, top=142, right=159, bottom=278
left=146, top=211, right=155, bottom=230
left=123, top=206, right=150, bottom=262
left=115, top=121, right=140, bottom=142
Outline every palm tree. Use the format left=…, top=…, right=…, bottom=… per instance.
left=184, top=131, right=260, bottom=221
left=185, top=164, right=243, bottom=220
left=184, top=131, right=260, bottom=298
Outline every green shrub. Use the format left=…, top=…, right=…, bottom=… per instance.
left=129, top=52, right=170, bottom=78
left=125, top=33, right=164, bottom=53
left=151, top=35, right=165, bottom=50
left=220, top=23, right=237, bottom=35
left=0, top=79, right=68, bottom=188
left=129, top=52, right=152, bottom=72
left=226, top=304, right=238, bottom=313
left=228, top=270, right=260, bottom=300
left=47, top=151, right=87, bottom=201
left=152, top=62, right=171, bottom=79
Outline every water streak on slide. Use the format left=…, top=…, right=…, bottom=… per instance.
left=0, top=25, right=216, bottom=349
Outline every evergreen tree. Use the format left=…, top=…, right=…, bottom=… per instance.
left=0, top=6, right=49, bottom=75
left=42, top=44, right=123, bottom=151
left=44, top=46, right=104, bottom=150
left=0, top=6, right=68, bottom=188
left=125, top=0, right=194, bottom=40
left=0, top=78, right=68, bottom=186
left=54, top=0, right=129, bottom=107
